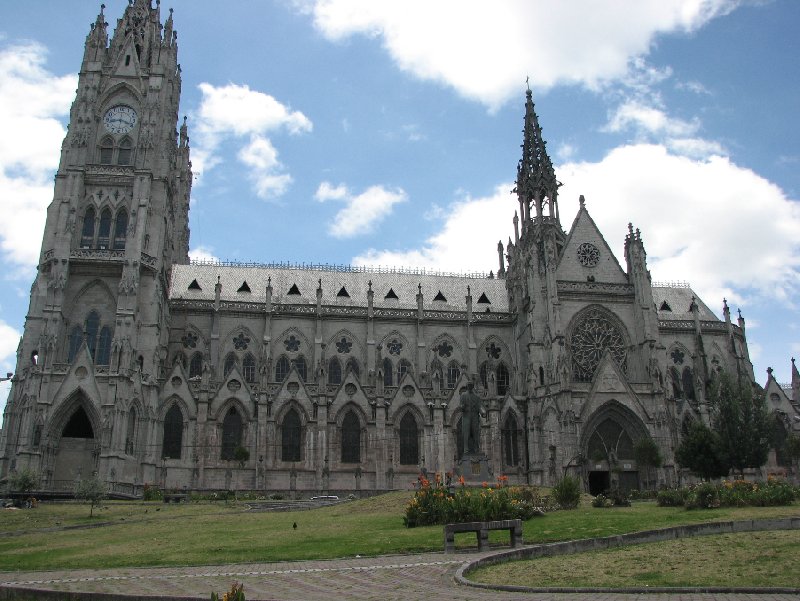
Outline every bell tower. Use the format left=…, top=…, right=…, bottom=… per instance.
left=0, top=1, right=191, bottom=481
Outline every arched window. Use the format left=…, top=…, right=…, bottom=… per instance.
left=294, top=356, right=307, bottom=381
left=281, top=408, right=302, bottom=462
left=399, top=412, right=419, bottom=465
left=220, top=406, right=242, bottom=460
left=223, top=353, right=237, bottom=378
left=275, top=356, right=290, bottom=382
left=397, top=359, right=411, bottom=383
left=446, top=362, right=460, bottom=389
left=345, top=358, right=360, bottom=380
left=328, top=357, right=342, bottom=385
left=113, top=209, right=128, bottom=250
left=341, top=411, right=361, bottom=463
left=97, top=208, right=112, bottom=249
left=682, top=367, right=696, bottom=401
left=126, top=407, right=137, bottom=455
left=502, top=414, right=520, bottom=466
left=162, top=404, right=183, bottom=459
left=479, top=363, right=488, bottom=389
left=85, top=311, right=100, bottom=360
left=189, top=352, right=203, bottom=378
left=670, top=367, right=682, bottom=398
left=68, top=325, right=83, bottom=363
left=587, top=418, right=635, bottom=462
left=242, top=353, right=256, bottom=383
left=497, top=363, right=510, bottom=396
left=81, top=207, right=95, bottom=248
left=383, top=358, right=393, bottom=386
left=96, top=326, right=112, bottom=365
left=117, top=137, right=133, bottom=165
left=99, top=137, right=114, bottom=164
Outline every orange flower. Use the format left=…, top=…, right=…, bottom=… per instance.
left=458, top=475, right=465, bottom=486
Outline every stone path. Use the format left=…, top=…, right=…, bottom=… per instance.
left=1, top=551, right=797, bottom=601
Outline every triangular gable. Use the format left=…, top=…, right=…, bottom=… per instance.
left=209, top=364, right=254, bottom=419
left=160, top=363, right=198, bottom=417
left=390, top=370, right=426, bottom=408
left=274, top=366, right=314, bottom=413
left=113, top=39, right=142, bottom=78
left=329, top=370, right=370, bottom=415
left=52, top=344, right=103, bottom=411
left=581, top=351, right=651, bottom=422
left=557, top=204, right=627, bottom=284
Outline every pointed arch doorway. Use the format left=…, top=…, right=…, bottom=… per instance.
left=53, top=399, right=99, bottom=487
left=582, top=400, right=648, bottom=496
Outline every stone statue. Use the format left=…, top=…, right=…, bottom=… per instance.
left=459, top=382, right=484, bottom=455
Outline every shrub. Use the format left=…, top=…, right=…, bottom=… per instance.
left=142, top=483, right=163, bottom=501
left=551, top=475, right=582, bottom=509
left=592, top=494, right=612, bottom=508
left=686, top=482, right=721, bottom=509
left=211, top=582, right=245, bottom=601
left=403, top=474, right=545, bottom=528
left=656, top=488, right=688, bottom=507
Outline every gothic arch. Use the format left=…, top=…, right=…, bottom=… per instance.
left=274, top=326, right=312, bottom=357
left=476, top=334, right=513, bottom=367
left=97, top=83, right=144, bottom=116
left=181, top=324, right=209, bottom=350
left=379, top=330, right=410, bottom=358
left=326, top=328, right=364, bottom=362
left=428, top=333, right=464, bottom=364
left=222, top=325, right=257, bottom=356
left=580, top=399, right=650, bottom=460
left=44, top=390, right=101, bottom=443
left=214, top=397, right=252, bottom=424
left=158, top=394, right=194, bottom=421
left=567, top=305, right=630, bottom=382
left=70, top=278, right=117, bottom=310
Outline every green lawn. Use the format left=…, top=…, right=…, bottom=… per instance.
left=1, top=494, right=798, bottom=572
left=470, top=530, right=800, bottom=588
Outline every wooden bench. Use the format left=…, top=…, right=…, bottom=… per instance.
left=162, top=493, right=188, bottom=503
left=443, top=519, right=523, bottom=553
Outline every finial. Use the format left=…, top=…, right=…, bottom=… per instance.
left=418, top=283, right=422, bottom=294
left=738, top=308, right=742, bottom=318
left=792, top=357, right=795, bottom=365
left=627, top=222, right=634, bottom=235
left=267, top=277, right=271, bottom=286
left=467, top=285, right=471, bottom=296
left=525, top=76, right=531, bottom=93
left=722, top=298, right=728, bottom=311
left=318, top=278, right=322, bottom=289
left=767, top=366, right=773, bottom=377
left=579, top=194, right=585, bottom=208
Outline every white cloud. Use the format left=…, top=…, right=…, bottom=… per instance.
left=192, top=83, right=311, bottom=198
left=298, top=0, right=738, bottom=107
left=353, top=185, right=515, bottom=273
left=606, top=101, right=698, bottom=138
left=315, top=181, right=407, bottom=238
left=354, top=144, right=800, bottom=311
left=0, top=42, right=76, bottom=268
left=189, top=246, right=220, bottom=263
left=237, top=135, right=293, bottom=198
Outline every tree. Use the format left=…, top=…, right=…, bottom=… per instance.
left=233, top=445, right=250, bottom=469
left=9, top=468, right=39, bottom=503
left=633, top=437, right=662, bottom=490
left=711, top=372, right=771, bottom=475
left=675, top=421, right=728, bottom=481
left=75, top=473, right=107, bottom=517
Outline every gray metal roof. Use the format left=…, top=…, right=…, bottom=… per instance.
left=652, top=286, right=720, bottom=321
left=170, top=264, right=510, bottom=312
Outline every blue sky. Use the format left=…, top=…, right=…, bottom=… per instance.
left=0, top=0, right=798, bottom=416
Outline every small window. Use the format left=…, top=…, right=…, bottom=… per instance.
left=97, top=208, right=112, bottom=249
left=477, top=292, right=490, bottom=304
left=287, top=284, right=301, bottom=295
left=382, top=357, right=393, bottom=386
left=99, top=138, right=114, bottom=164
left=275, top=356, right=290, bottom=382
left=337, top=286, right=350, bottom=298
left=497, top=363, right=510, bottom=396
left=397, top=359, right=411, bottom=383
left=329, top=357, right=342, bottom=385
left=189, top=352, right=203, bottom=378
left=237, top=281, right=251, bottom=293
left=96, top=326, right=112, bottom=365
left=433, top=291, right=447, bottom=302
left=81, top=207, right=96, bottom=248
left=659, top=301, right=672, bottom=312
left=294, top=356, right=307, bottom=382
left=117, top=137, right=133, bottom=165
left=242, top=354, right=256, bottom=383
left=446, top=362, right=460, bottom=389
left=384, top=288, right=398, bottom=300
left=113, top=209, right=128, bottom=250
left=188, top=279, right=202, bottom=291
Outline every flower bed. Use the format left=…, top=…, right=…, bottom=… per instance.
left=403, top=473, right=550, bottom=528
left=657, top=477, right=797, bottom=509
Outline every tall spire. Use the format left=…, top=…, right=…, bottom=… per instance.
left=514, top=89, right=560, bottom=224
left=83, top=4, right=108, bottom=63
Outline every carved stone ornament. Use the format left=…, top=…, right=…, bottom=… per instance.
left=577, top=242, right=600, bottom=267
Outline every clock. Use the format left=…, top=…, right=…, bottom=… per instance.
left=103, top=105, right=138, bottom=135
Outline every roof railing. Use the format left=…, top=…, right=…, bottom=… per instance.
left=188, top=259, right=492, bottom=279
left=651, top=280, right=691, bottom=288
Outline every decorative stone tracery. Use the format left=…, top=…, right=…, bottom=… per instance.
left=569, top=308, right=627, bottom=381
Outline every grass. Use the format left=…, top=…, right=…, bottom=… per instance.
left=0, top=493, right=798, bottom=573
left=470, top=530, right=800, bottom=588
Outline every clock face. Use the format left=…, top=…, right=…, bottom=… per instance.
left=103, top=105, right=138, bottom=135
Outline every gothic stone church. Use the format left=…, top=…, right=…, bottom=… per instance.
left=0, top=1, right=761, bottom=497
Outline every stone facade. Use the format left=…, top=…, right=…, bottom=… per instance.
left=0, top=2, right=783, bottom=497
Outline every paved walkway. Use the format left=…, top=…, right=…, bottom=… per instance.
left=0, top=551, right=797, bottom=601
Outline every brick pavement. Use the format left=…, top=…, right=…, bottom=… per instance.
left=1, top=551, right=798, bottom=601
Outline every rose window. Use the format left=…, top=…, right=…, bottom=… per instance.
left=576, top=242, right=600, bottom=267
left=570, top=309, right=627, bottom=381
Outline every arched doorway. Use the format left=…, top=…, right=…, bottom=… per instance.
left=582, top=400, right=648, bottom=496
left=53, top=402, right=98, bottom=487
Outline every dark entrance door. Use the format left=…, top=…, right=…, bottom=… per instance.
left=588, top=471, right=610, bottom=495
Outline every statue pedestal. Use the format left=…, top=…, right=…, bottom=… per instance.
left=455, top=453, right=492, bottom=485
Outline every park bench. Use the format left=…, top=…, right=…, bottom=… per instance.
left=162, top=493, right=188, bottom=503
left=443, top=519, right=523, bottom=553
